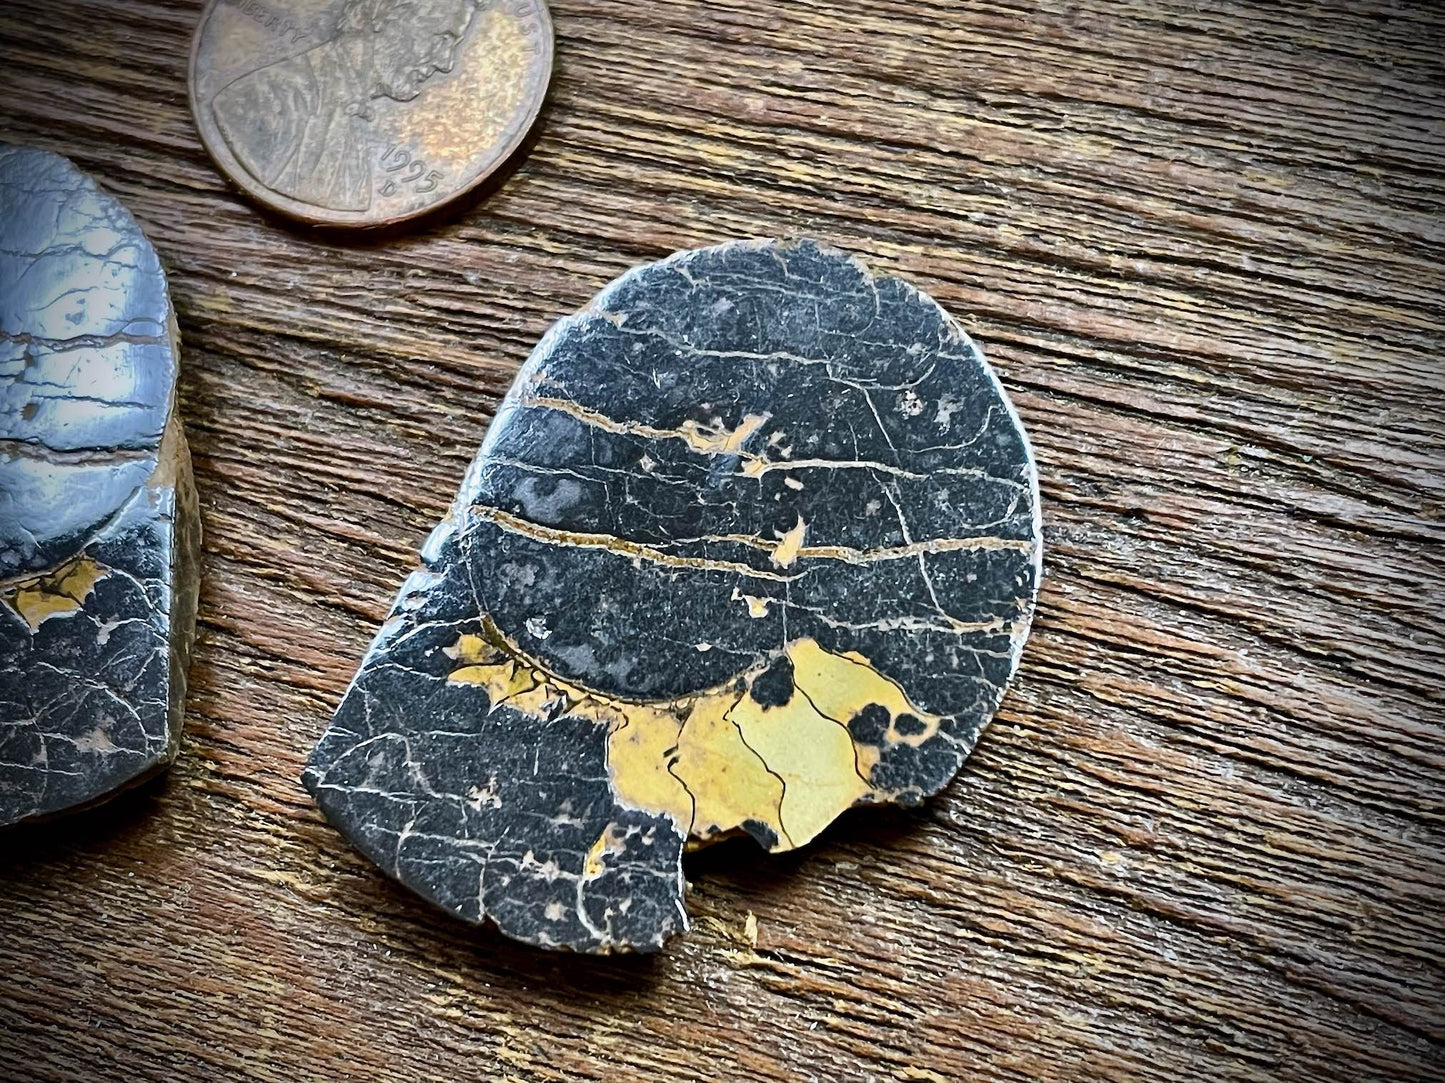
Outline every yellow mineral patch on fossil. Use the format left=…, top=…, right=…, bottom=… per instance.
left=583, top=825, right=634, bottom=879
left=770, top=515, right=807, bottom=568
left=727, top=682, right=869, bottom=848
left=446, top=633, right=553, bottom=714
left=583, top=832, right=608, bottom=878
left=730, top=587, right=773, bottom=618
left=2, top=557, right=108, bottom=630
left=674, top=695, right=787, bottom=845
left=788, top=637, right=941, bottom=747
left=445, top=626, right=944, bottom=853
left=605, top=706, right=692, bottom=829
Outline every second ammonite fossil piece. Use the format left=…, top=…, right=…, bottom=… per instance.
left=0, top=145, right=199, bottom=827
left=305, top=238, right=1042, bottom=951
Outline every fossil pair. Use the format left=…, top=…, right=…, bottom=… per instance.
left=0, top=147, right=1040, bottom=953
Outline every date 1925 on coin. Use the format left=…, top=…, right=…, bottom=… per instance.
left=189, top=0, right=552, bottom=227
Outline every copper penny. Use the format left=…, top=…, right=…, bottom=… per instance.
left=189, top=0, right=552, bottom=227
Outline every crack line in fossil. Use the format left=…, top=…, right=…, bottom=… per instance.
left=476, top=504, right=1032, bottom=576
left=518, top=395, right=768, bottom=458
left=685, top=530, right=1034, bottom=563
left=470, top=505, right=805, bottom=582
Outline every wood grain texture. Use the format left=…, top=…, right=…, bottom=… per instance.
left=1, top=0, right=1442, bottom=1080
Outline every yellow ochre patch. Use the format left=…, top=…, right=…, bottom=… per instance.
left=2, top=557, right=108, bottom=631
left=445, top=623, right=942, bottom=852
left=770, top=515, right=807, bottom=569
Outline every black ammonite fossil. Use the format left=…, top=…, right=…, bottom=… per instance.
left=305, top=239, right=1041, bottom=951
left=0, top=145, right=198, bottom=826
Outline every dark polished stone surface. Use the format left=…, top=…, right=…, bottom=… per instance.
left=0, top=145, right=198, bottom=827
left=305, top=239, right=1041, bottom=952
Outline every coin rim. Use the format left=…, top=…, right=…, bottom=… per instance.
left=187, top=0, right=554, bottom=227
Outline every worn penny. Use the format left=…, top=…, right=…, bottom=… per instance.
left=189, top=0, right=553, bottom=227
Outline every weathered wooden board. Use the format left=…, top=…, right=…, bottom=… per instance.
left=0, top=1, right=1441, bottom=1080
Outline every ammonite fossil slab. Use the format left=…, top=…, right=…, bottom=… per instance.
left=305, top=239, right=1041, bottom=951
left=0, top=145, right=199, bottom=827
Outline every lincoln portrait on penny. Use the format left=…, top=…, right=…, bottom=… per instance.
left=210, top=0, right=479, bottom=212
